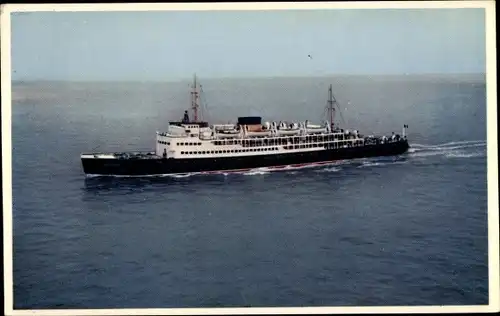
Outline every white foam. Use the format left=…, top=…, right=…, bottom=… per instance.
left=244, top=171, right=270, bottom=176
left=425, top=143, right=485, bottom=151
left=411, top=140, right=485, bottom=149
left=410, top=151, right=445, bottom=158
left=357, top=160, right=408, bottom=168
left=169, top=173, right=193, bottom=178
left=316, top=166, right=342, bottom=173
left=408, top=139, right=486, bottom=161
left=445, top=152, right=486, bottom=159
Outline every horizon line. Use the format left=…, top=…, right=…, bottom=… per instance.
left=11, top=72, right=487, bottom=84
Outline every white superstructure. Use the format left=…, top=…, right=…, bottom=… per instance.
left=155, top=120, right=369, bottom=159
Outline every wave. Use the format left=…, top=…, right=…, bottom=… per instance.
left=445, top=151, right=486, bottom=159
left=169, top=173, right=196, bottom=178
left=409, top=139, right=486, bottom=160
left=413, top=143, right=486, bottom=152
left=315, top=166, right=342, bottom=173
left=243, top=163, right=341, bottom=175
left=357, top=160, right=408, bottom=168
left=242, top=168, right=271, bottom=176
left=411, top=140, right=485, bottom=149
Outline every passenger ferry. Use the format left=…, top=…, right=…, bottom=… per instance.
left=81, top=75, right=410, bottom=176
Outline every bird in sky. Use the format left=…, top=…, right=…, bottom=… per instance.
left=308, top=54, right=312, bottom=59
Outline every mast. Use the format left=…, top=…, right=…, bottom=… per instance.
left=327, top=84, right=336, bottom=128
left=191, top=74, right=200, bottom=122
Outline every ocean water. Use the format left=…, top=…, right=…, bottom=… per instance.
left=11, top=75, right=489, bottom=308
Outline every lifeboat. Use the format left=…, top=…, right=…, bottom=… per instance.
left=214, top=124, right=237, bottom=131
left=216, top=132, right=241, bottom=138
left=242, top=123, right=272, bottom=137
left=217, top=129, right=239, bottom=134
left=305, top=121, right=327, bottom=134
left=306, top=127, right=327, bottom=134
left=276, top=129, right=300, bottom=136
left=246, top=130, right=272, bottom=137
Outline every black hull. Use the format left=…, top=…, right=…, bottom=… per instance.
left=82, top=141, right=409, bottom=176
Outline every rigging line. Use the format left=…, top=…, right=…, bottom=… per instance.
left=322, top=104, right=329, bottom=122
left=336, top=103, right=346, bottom=125
left=199, top=84, right=209, bottom=121
left=331, top=92, right=346, bottom=126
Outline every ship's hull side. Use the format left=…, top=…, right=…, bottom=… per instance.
left=82, top=141, right=409, bottom=176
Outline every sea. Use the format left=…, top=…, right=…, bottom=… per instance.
left=10, top=74, right=489, bottom=309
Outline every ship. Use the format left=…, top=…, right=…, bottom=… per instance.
left=81, top=75, right=410, bottom=177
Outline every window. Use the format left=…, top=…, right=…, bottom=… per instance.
left=198, top=143, right=201, bottom=146
left=181, top=151, right=185, bottom=154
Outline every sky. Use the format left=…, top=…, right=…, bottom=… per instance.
left=10, top=7, right=486, bottom=81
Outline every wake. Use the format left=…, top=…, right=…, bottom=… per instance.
left=408, top=139, right=486, bottom=160
left=410, top=140, right=485, bottom=149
